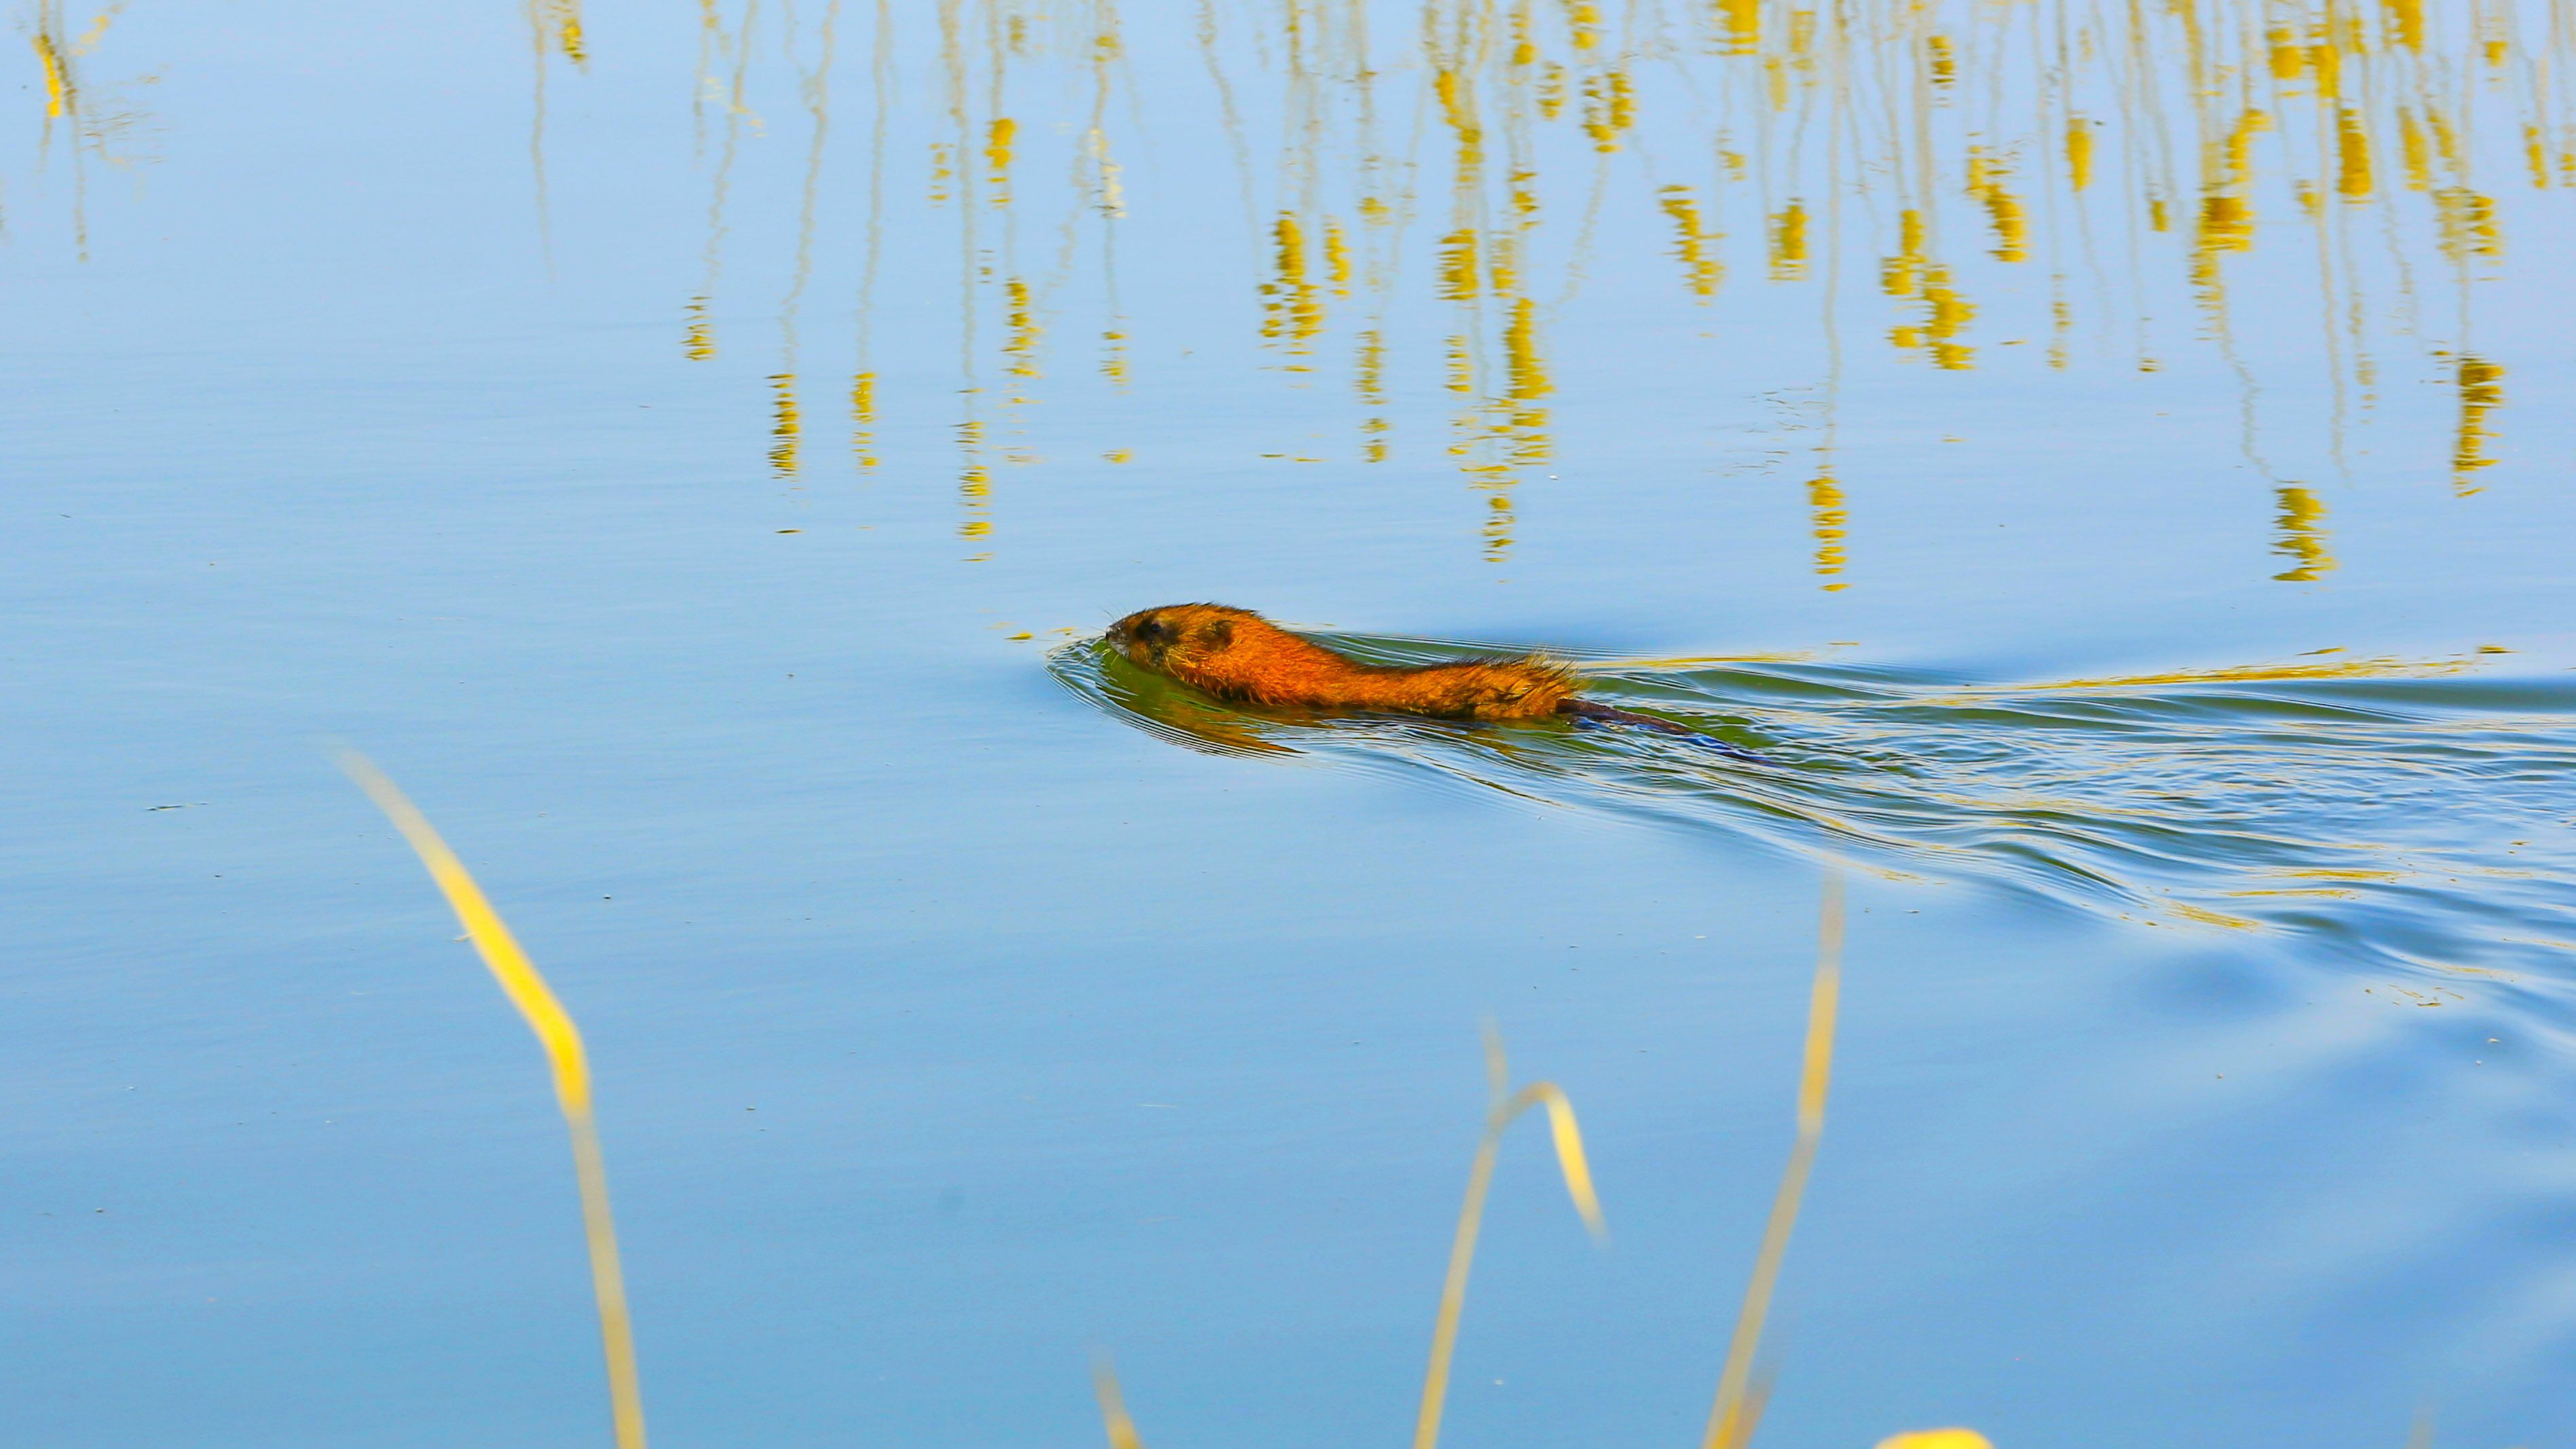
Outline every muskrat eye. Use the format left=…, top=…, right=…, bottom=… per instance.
left=1134, top=618, right=1165, bottom=641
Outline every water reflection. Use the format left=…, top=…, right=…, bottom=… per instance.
left=2270, top=485, right=2334, bottom=582
left=2450, top=352, right=2505, bottom=491
left=526, top=0, right=588, bottom=260
left=685, top=0, right=761, bottom=363
left=22, top=0, right=155, bottom=258
left=851, top=0, right=894, bottom=471
left=1805, top=473, right=1849, bottom=591
left=767, top=0, right=844, bottom=485
left=609, top=0, right=2570, bottom=564
left=1056, top=630, right=2576, bottom=989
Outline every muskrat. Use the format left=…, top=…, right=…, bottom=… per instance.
left=1105, top=603, right=1763, bottom=755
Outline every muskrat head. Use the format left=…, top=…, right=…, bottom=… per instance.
left=1105, top=603, right=1252, bottom=672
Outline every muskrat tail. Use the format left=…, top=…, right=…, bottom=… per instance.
left=1555, top=698, right=1778, bottom=765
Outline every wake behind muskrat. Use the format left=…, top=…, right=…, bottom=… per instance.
left=1070, top=625, right=2576, bottom=974
left=1104, top=604, right=1767, bottom=757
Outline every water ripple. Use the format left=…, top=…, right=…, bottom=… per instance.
left=1053, top=636, right=2576, bottom=987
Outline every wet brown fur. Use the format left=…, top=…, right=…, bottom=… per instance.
left=1106, top=604, right=1580, bottom=720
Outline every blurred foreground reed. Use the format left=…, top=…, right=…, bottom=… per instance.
left=343, top=752, right=648, bottom=1449
left=1092, top=871, right=1990, bottom=1449
left=339, top=760, right=1960, bottom=1446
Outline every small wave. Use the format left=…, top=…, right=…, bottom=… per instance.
left=1051, top=634, right=2576, bottom=985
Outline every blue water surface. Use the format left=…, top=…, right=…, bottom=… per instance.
left=7, top=1, right=2576, bottom=1445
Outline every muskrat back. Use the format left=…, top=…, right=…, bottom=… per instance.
left=1106, top=604, right=1578, bottom=720
left=1104, top=604, right=1776, bottom=763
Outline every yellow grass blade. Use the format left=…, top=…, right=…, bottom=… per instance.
left=1514, top=1082, right=1606, bottom=1238
left=341, top=752, right=647, bottom=1449
left=1702, top=870, right=1845, bottom=1449
left=341, top=754, right=591, bottom=1113
left=1873, top=1433, right=1992, bottom=1449
left=1413, top=1126, right=1501, bottom=1449
left=1413, top=1040, right=1609, bottom=1449
left=1092, top=1355, right=1147, bottom=1449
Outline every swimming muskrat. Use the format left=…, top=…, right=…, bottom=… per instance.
left=1106, top=603, right=1755, bottom=750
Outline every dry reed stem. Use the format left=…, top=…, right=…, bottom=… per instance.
left=1701, top=871, right=1845, bottom=1449
left=1411, top=1027, right=1608, bottom=1449
left=341, top=752, right=648, bottom=1449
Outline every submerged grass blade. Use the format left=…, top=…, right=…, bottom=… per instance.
left=1092, top=1355, right=1146, bottom=1449
left=341, top=752, right=648, bottom=1449
left=1701, top=870, right=1844, bottom=1449
left=1413, top=1035, right=1608, bottom=1449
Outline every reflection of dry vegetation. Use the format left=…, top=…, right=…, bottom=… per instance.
left=1160, top=0, right=2557, bottom=545
left=851, top=0, right=895, bottom=471
left=677, top=0, right=2558, bottom=571
left=686, top=0, right=766, bottom=363
left=769, top=0, right=845, bottom=483
left=341, top=754, right=648, bottom=1449
left=1085, top=879, right=1980, bottom=1449
left=26, top=1, right=2558, bottom=575
left=524, top=0, right=590, bottom=258
left=22, top=0, right=157, bottom=255
left=2271, top=485, right=2335, bottom=582
left=2448, top=352, right=2504, bottom=492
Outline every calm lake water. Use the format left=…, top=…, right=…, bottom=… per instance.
left=9, top=0, right=2576, bottom=1444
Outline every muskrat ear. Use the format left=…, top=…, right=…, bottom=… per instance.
left=1205, top=619, right=1234, bottom=649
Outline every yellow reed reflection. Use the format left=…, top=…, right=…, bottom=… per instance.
left=1768, top=201, right=1808, bottom=280
left=1965, top=149, right=2028, bottom=263
left=1996, top=653, right=2476, bottom=695
left=525, top=0, right=588, bottom=254
left=1356, top=327, right=1389, bottom=462
left=2450, top=354, right=2504, bottom=492
left=2192, top=109, right=2268, bottom=299
left=1807, top=474, right=1850, bottom=591
left=2271, top=486, right=2335, bottom=581
left=851, top=0, right=893, bottom=470
left=26, top=0, right=155, bottom=257
left=768, top=373, right=801, bottom=477
left=1660, top=184, right=1726, bottom=297
left=683, top=0, right=760, bottom=363
left=31, top=18, right=69, bottom=120
left=659, top=0, right=2561, bottom=568
left=684, top=297, right=717, bottom=361
left=535, top=0, right=587, bottom=66
left=1265, top=212, right=1326, bottom=357
left=769, top=0, right=841, bottom=483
